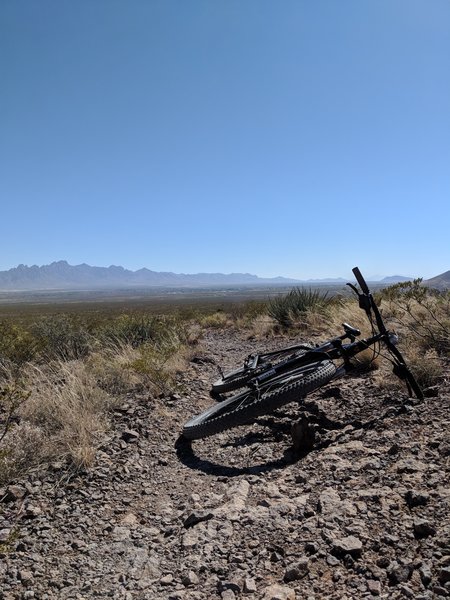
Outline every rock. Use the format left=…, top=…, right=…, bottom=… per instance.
left=4, top=485, right=27, bottom=502
left=262, top=583, right=296, bottom=600
left=367, top=580, right=381, bottom=596
left=219, top=581, right=241, bottom=594
left=182, top=570, right=199, bottom=586
left=183, top=511, right=214, bottom=529
left=284, top=558, right=309, bottom=581
left=305, top=541, right=319, bottom=555
left=1, top=328, right=448, bottom=600
left=387, top=562, right=413, bottom=585
left=405, top=490, right=430, bottom=508
left=419, top=563, right=432, bottom=586
left=331, top=536, right=363, bottom=558
left=414, top=519, right=436, bottom=538
left=326, top=554, right=340, bottom=566
left=19, top=570, right=34, bottom=586
left=120, top=512, right=139, bottom=526
left=121, top=429, right=140, bottom=442
left=243, top=577, right=257, bottom=593
left=439, top=566, right=450, bottom=584
left=111, top=526, right=131, bottom=541
left=398, top=584, right=415, bottom=598
left=0, top=528, right=11, bottom=542
left=24, top=505, right=42, bottom=519
left=376, top=556, right=390, bottom=568
left=432, top=585, right=449, bottom=597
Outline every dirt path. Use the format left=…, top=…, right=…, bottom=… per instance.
left=1, top=329, right=449, bottom=599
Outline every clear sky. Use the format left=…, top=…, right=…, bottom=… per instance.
left=1, top=0, right=449, bottom=279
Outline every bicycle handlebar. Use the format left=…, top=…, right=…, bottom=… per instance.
left=350, top=266, right=423, bottom=401
left=352, top=267, right=370, bottom=295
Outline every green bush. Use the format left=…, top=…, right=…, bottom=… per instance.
left=31, top=315, right=93, bottom=361
left=0, top=320, right=39, bottom=366
left=100, top=314, right=160, bottom=348
left=378, top=280, right=450, bottom=355
left=129, top=316, right=190, bottom=393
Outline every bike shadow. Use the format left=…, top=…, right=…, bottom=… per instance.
left=175, top=415, right=310, bottom=478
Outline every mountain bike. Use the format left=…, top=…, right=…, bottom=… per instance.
left=182, top=268, right=423, bottom=440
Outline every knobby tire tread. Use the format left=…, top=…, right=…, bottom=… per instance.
left=184, top=360, right=336, bottom=440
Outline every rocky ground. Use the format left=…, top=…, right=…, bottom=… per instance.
left=1, top=329, right=449, bottom=600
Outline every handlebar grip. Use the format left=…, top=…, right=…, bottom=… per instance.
left=352, top=267, right=370, bottom=295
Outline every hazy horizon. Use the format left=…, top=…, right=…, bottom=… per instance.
left=0, top=258, right=428, bottom=282
left=2, top=2, right=449, bottom=280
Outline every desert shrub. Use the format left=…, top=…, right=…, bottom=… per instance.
left=0, top=320, right=39, bottom=366
left=404, top=348, right=443, bottom=388
left=99, top=314, right=161, bottom=348
left=130, top=316, right=192, bottom=393
left=0, top=382, right=33, bottom=484
left=199, top=311, right=230, bottom=329
left=31, top=314, right=93, bottom=361
left=228, top=300, right=268, bottom=322
left=86, top=344, right=142, bottom=395
left=0, top=383, right=30, bottom=443
left=0, top=422, right=44, bottom=485
left=268, top=288, right=340, bottom=328
left=378, top=280, right=450, bottom=355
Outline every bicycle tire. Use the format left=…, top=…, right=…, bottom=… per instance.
left=183, top=360, right=336, bottom=440
left=211, top=347, right=312, bottom=394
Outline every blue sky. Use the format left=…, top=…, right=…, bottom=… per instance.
left=1, top=0, right=449, bottom=279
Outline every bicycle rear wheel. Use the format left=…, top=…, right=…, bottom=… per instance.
left=211, top=347, right=312, bottom=394
left=184, top=360, right=336, bottom=440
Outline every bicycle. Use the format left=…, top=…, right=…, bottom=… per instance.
left=182, top=268, right=423, bottom=440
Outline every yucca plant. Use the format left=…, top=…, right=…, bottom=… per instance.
left=268, top=287, right=337, bottom=328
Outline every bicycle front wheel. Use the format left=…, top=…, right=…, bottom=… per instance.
left=184, top=360, right=336, bottom=440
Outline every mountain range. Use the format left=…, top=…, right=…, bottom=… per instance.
left=0, top=261, right=299, bottom=290
left=0, top=261, right=444, bottom=291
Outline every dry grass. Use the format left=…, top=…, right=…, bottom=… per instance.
left=0, top=359, right=116, bottom=483
left=0, top=309, right=203, bottom=484
left=198, top=311, right=232, bottom=329
left=245, top=315, right=278, bottom=339
left=0, top=422, right=45, bottom=484
left=86, top=343, right=142, bottom=395
left=22, top=360, right=115, bottom=470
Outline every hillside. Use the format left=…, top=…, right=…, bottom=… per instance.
left=425, top=271, right=450, bottom=290
left=1, top=328, right=449, bottom=599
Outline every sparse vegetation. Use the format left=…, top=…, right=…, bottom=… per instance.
left=0, top=308, right=199, bottom=483
left=268, top=287, right=341, bottom=328
left=0, top=279, right=448, bottom=485
left=377, top=279, right=450, bottom=356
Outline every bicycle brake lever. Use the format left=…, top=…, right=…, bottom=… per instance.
left=346, top=282, right=359, bottom=295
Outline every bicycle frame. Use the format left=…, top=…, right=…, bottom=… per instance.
left=183, top=267, right=423, bottom=441
left=227, top=267, right=423, bottom=400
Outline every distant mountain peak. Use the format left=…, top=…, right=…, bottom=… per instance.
left=0, top=261, right=300, bottom=291
left=424, top=270, right=450, bottom=289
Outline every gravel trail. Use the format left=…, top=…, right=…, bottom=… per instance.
left=1, top=329, right=449, bottom=599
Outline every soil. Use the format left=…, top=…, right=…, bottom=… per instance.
left=1, top=328, right=449, bottom=599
